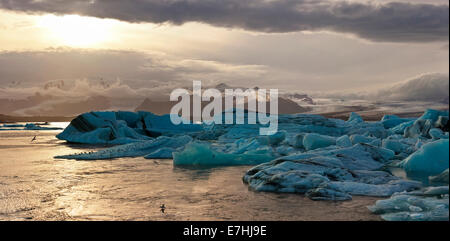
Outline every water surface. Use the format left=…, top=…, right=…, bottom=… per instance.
left=0, top=128, right=381, bottom=220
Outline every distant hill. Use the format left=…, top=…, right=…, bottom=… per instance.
left=285, top=93, right=315, bottom=105
left=135, top=95, right=310, bottom=115
left=1, top=95, right=111, bottom=116
left=0, top=93, right=53, bottom=114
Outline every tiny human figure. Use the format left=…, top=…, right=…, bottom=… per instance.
left=160, top=204, right=166, bottom=214
left=31, top=136, right=37, bottom=142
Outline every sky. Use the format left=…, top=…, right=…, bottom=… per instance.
left=0, top=0, right=448, bottom=115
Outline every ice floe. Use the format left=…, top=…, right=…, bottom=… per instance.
left=56, top=111, right=201, bottom=144
left=368, top=186, right=449, bottom=221
left=243, top=144, right=420, bottom=200
left=0, top=123, right=62, bottom=130
left=54, top=109, right=449, bottom=220
left=55, top=135, right=193, bottom=160
left=398, top=139, right=449, bottom=176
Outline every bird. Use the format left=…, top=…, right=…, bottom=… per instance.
left=160, top=204, right=166, bottom=214
left=31, top=136, right=37, bottom=142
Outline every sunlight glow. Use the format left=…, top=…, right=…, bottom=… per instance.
left=36, top=14, right=117, bottom=47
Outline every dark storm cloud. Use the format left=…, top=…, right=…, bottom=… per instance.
left=0, top=0, right=448, bottom=42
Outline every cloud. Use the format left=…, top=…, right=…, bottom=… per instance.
left=373, top=73, right=449, bottom=102
left=0, top=48, right=267, bottom=90
left=0, top=48, right=268, bottom=115
left=0, top=0, right=448, bottom=42
left=314, top=73, right=449, bottom=103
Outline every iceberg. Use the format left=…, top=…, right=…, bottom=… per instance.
left=56, top=111, right=202, bottom=144
left=144, top=147, right=177, bottom=159
left=418, top=109, right=449, bottom=123
left=350, top=134, right=377, bottom=145
left=24, top=123, right=63, bottom=130
left=347, top=112, right=363, bottom=124
left=302, top=133, right=336, bottom=151
left=368, top=186, right=449, bottom=221
left=173, top=142, right=275, bottom=166
left=307, top=179, right=421, bottom=200
left=429, top=169, right=449, bottom=184
left=399, top=139, right=449, bottom=176
left=429, top=128, right=448, bottom=140
left=55, top=135, right=192, bottom=160
left=0, top=123, right=62, bottom=131
left=382, top=139, right=407, bottom=154
left=336, top=135, right=352, bottom=148
left=243, top=144, right=413, bottom=200
left=381, top=115, right=415, bottom=129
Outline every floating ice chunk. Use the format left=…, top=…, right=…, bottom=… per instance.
left=144, top=147, right=175, bottom=159
left=306, top=186, right=352, bottom=201
left=245, top=170, right=330, bottom=193
left=347, top=112, right=363, bottom=124
left=56, top=111, right=202, bottom=144
left=404, top=119, right=434, bottom=138
left=423, top=186, right=449, bottom=196
left=291, top=134, right=304, bottom=148
left=243, top=143, right=405, bottom=200
left=24, top=123, right=63, bottom=130
left=382, top=139, right=407, bottom=154
left=57, top=112, right=149, bottom=144
left=141, top=112, right=203, bottom=135
left=381, top=115, right=400, bottom=121
left=348, top=124, right=388, bottom=139
left=429, top=128, right=447, bottom=140
left=336, top=135, right=352, bottom=147
left=418, top=109, right=449, bottom=123
left=257, top=131, right=286, bottom=146
left=303, top=133, right=336, bottom=151
left=350, top=134, right=376, bottom=145
left=390, top=120, right=414, bottom=135
left=435, top=116, right=448, bottom=129
left=1, top=123, right=25, bottom=128
left=218, top=124, right=260, bottom=143
left=368, top=187, right=449, bottom=221
left=414, top=139, right=424, bottom=150
left=282, top=143, right=393, bottom=169
left=312, top=179, right=421, bottom=197
left=55, top=135, right=192, bottom=160
left=275, top=145, right=295, bottom=156
left=399, top=139, right=449, bottom=176
left=0, top=123, right=63, bottom=130
left=173, top=142, right=275, bottom=166
left=381, top=115, right=415, bottom=129
left=402, top=109, right=449, bottom=138
left=429, top=169, right=449, bottom=184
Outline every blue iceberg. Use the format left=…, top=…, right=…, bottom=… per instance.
left=399, top=139, right=449, bottom=176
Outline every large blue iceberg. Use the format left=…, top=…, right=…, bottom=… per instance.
left=399, top=139, right=449, bottom=176
left=56, top=111, right=202, bottom=144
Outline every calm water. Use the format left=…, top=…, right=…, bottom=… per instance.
left=0, top=125, right=381, bottom=220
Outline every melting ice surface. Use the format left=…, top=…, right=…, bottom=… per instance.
left=54, top=109, right=449, bottom=221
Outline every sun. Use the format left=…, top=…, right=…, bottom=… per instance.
left=36, top=14, right=116, bottom=47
